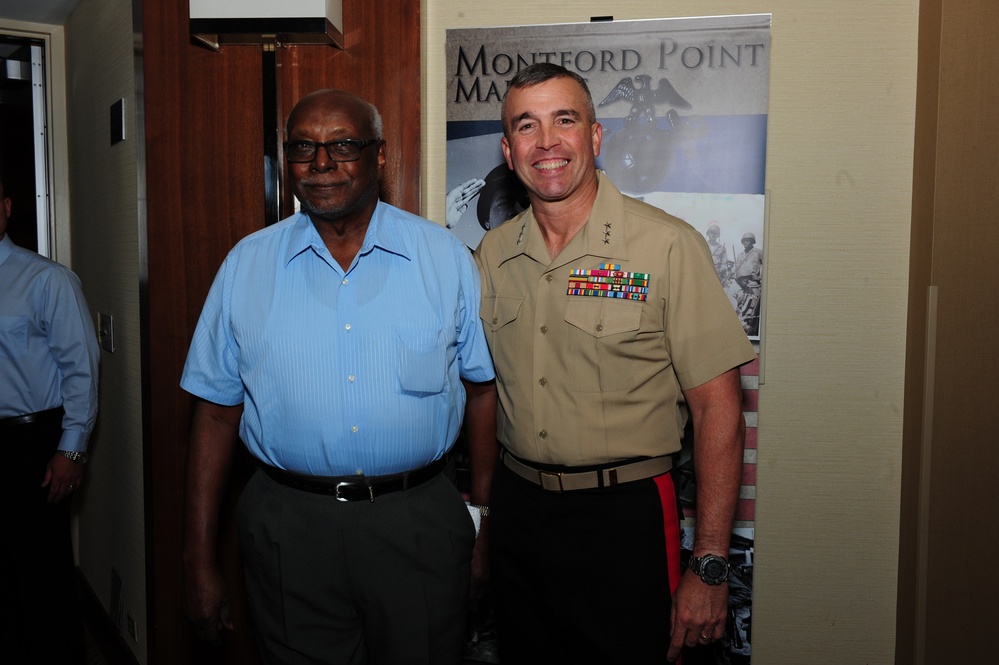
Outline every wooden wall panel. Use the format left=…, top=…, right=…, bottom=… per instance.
left=897, top=0, right=941, bottom=661
left=144, top=0, right=266, bottom=660
left=143, top=1, right=420, bottom=662
left=901, top=1, right=999, bottom=663
left=916, top=2, right=999, bottom=662
left=276, top=2, right=423, bottom=216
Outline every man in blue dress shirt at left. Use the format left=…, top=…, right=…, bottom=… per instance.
left=0, top=169, right=100, bottom=664
left=180, top=89, right=497, bottom=665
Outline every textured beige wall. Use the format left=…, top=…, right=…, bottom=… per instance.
left=64, top=0, right=147, bottom=663
left=423, top=2, right=917, bottom=663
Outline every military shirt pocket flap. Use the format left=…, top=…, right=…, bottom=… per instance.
left=481, top=296, right=523, bottom=332
left=564, top=299, right=642, bottom=338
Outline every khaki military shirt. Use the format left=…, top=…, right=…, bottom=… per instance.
left=475, top=172, right=756, bottom=466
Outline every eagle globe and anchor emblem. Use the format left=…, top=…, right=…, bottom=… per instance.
left=598, top=74, right=695, bottom=194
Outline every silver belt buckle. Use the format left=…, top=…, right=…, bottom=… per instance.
left=335, top=481, right=376, bottom=502
left=538, top=471, right=564, bottom=492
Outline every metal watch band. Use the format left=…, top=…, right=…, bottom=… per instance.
left=57, top=450, right=88, bottom=464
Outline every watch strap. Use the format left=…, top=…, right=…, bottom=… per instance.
left=57, top=450, right=88, bottom=464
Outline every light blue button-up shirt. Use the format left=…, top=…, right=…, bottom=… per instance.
left=0, top=235, right=100, bottom=452
left=181, top=202, right=494, bottom=476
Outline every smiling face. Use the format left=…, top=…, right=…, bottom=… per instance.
left=286, top=90, right=385, bottom=226
left=500, top=76, right=602, bottom=209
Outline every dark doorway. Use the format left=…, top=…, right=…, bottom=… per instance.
left=0, top=34, right=44, bottom=253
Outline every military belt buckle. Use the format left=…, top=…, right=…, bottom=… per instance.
left=539, top=471, right=565, bottom=492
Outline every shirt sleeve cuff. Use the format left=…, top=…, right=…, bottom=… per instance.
left=58, top=429, right=90, bottom=454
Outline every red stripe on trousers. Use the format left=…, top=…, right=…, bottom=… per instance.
left=655, top=472, right=683, bottom=665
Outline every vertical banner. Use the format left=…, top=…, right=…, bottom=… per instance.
left=446, top=14, right=769, bottom=340
left=447, top=14, right=769, bottom=664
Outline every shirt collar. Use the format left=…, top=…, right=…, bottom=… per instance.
left=496, top=171, right=630, bottom=268
left=0, top=234, right=13, bottom=267
left=577, top=171, right=630, bottom=262
left=283, top=200, right=411, bottom=268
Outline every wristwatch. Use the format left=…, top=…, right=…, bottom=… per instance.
left=688, top=554, right=730, bottom=585
left=57, top=450, right=89, bottom=464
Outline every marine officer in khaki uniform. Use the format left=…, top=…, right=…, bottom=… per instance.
left=474, top=63, right=757, bottom=664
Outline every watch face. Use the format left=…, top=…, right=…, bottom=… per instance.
left=693, top=555, right=729, bottom=585
left=703, top=558, right=727, bottom=581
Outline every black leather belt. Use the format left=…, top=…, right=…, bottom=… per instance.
left=502, top=449, right=673, bottom=492
left=260, top=454, right=449, bottom=502
left=0, top=407, right=63, bottom=429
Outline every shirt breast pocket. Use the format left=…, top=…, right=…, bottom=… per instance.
left=395, top=327, right=447, bottom=396
left=564, top=299, right=644, bottom=392
left=0, top=316, right=29, bottom=360
left=480, top=296, right=524, bottom=386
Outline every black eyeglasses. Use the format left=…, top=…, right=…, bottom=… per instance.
left=283, top=139, right=380, bottom=163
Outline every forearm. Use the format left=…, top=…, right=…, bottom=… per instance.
left=463, top=380, right=497, bottom=599
left=686, top=368, right=746, bottom=556
left=183, top=398, right=242, bottom=568
left=668, top=368, right=745, bottom=659
left=691, top=427, right=743, bottom=555
left=462, top=380, right=498, bottom=507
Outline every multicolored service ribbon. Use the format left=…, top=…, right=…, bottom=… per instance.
left=567, top=263, right=649, bottom=301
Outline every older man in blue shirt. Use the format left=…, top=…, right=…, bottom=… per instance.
left=0, top=172, right=100, bottom=664
left=181, top=89, right=496, bottom=665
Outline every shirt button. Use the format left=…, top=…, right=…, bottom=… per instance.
left=540, top=325, right=548, bottom=334
left=545, top=274, right=553, bottom=283
left=348, top=375, right=355, bottom=382
left=492, top=317, right=498, bottom=324
left=595, top=323, right=603, bottom=332
left=351, top=425, right=359, bottom=433
left=345, top=323, right=352, bottom=331
left=539, top=430, right=548, bottom=439
left=342, top=278, right=349, bottom=285
left=539, top=377, right=547, bottom=386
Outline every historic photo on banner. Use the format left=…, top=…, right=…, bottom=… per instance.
left=446, top=15, right=770, bottom=664
left=445, top=14, right=769, bottom=341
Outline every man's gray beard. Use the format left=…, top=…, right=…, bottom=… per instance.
left=296, top=181, right=380, bottom=221
left=301, top=198, right=351, bottom=219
